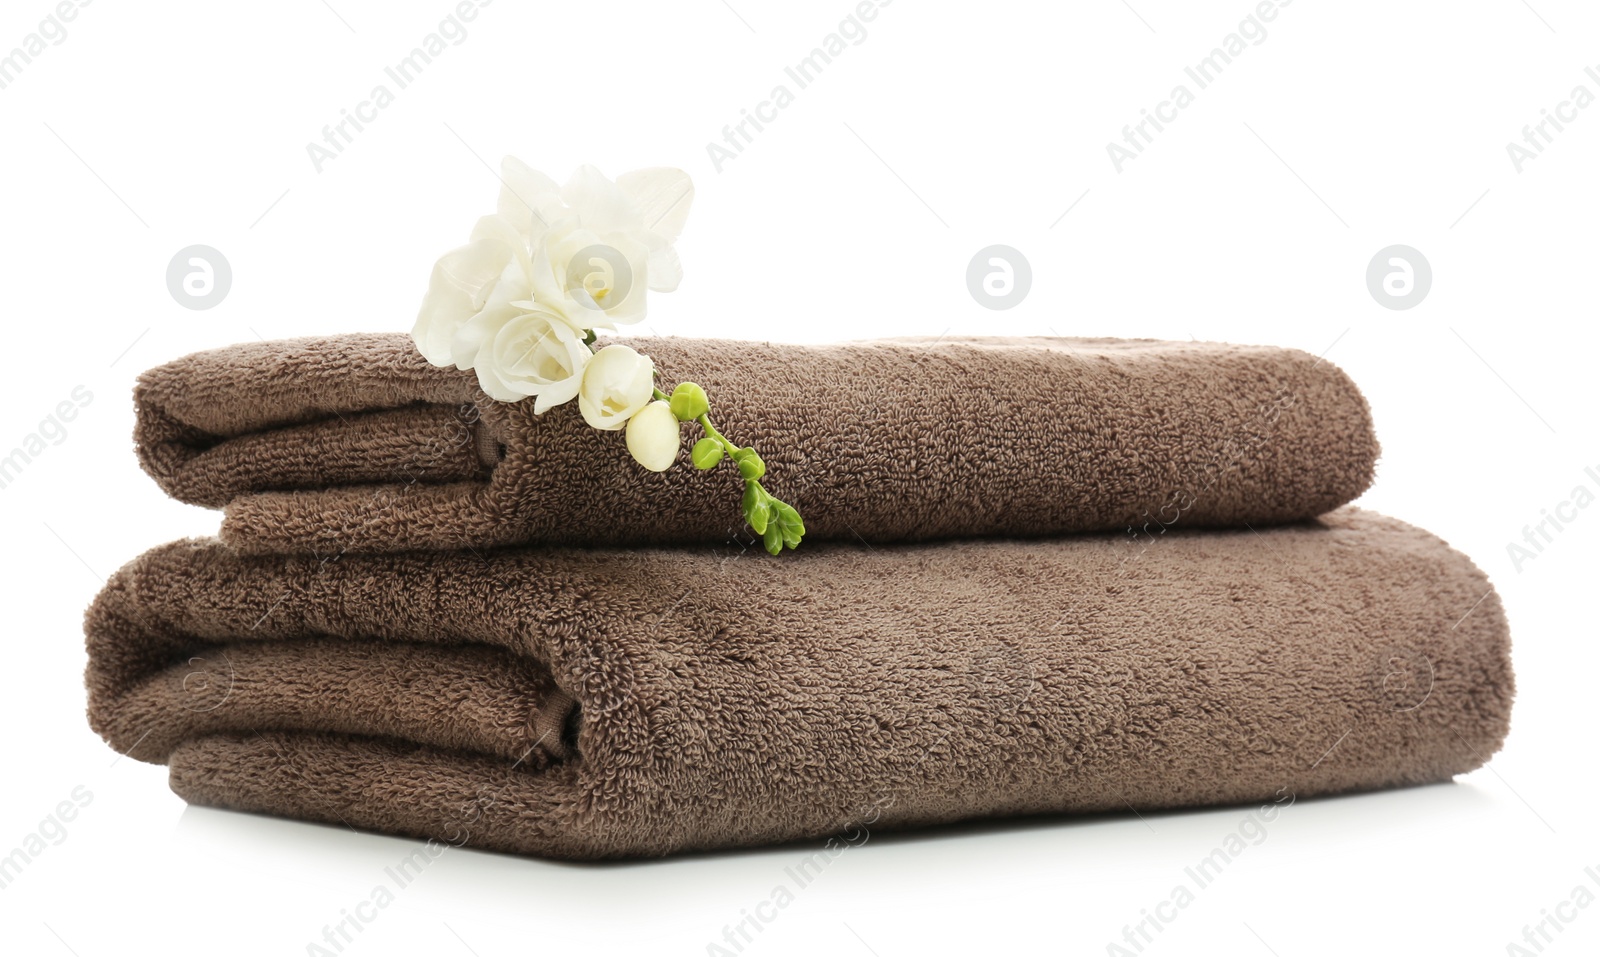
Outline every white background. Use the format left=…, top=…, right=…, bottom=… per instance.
left=2, top=1, right=1597, bottom=954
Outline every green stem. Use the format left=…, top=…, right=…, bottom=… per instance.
left=653, top=384, right=740, bottom=460
left=652, top=377, right=800, bottom=553
left=695, top=412, right=742, bottom=458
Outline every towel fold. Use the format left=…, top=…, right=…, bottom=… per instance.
left=84, top=507, right=1510, bottom=860
left=134, top=333, right=1378, bottom=555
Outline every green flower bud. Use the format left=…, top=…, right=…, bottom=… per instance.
left=669, top=382, right=710, bottom=421
left=743, top=483, right=770, bottom=535
left=773, top=501, right=805, bottom=548
left=762, top=524, right=783, bottom=556
left=691, top=437, right=724, bottom=470
left=735, top=448, right=765, bottom=481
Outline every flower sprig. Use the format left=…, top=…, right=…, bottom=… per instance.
left=658, top=382, right=804, bottom=555
left=410, top=157, right=805, bottom=554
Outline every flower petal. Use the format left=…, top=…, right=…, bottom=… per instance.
left=578, top=345, right=654, bottom=429
left=531, top=375, right=581, bottom=414
left=616, top=168, right=694, bottom=243
left=646, top=244, right=682, bottom=293
left=450, top=301, right=518, bottom=370
left=413, top=238, right=512, bottom=366
left=562, top=165, right=639, bottom=233
left=469, top=213, right=518, bottom=247
left=474, top=359, right=526, bottom=403
left=497, top=157, right=563, bottom=242
left=625, top=400, right=682, bottom=471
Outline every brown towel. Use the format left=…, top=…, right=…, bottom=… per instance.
left=134, top=333, right=1378, bottom=555
left=84, top=508, right=1511, bottom=860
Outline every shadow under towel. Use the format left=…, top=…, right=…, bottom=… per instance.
left=83, top=508, right=1509, bottom=860
left=133, top=333, right=1379, bottom=554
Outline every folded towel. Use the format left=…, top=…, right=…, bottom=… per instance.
left=134, top=333, right=1378, bottom=554
left=85, top=507, right=1510, bottom=860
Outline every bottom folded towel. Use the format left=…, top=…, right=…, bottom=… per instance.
left=84, top=508, right=1513, bottom=860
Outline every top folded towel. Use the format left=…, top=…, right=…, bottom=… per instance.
left=135, top=333, right=1377, bottom=554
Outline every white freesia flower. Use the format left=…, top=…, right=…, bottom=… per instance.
left=450, top=301, right=591, bottom=408
left=413, top=159, right=693, bottom=365
left=412, top=159, right=560, bottom=365
left=411, top=230, right=516, bottom=367
left=579, top=345, right=655, bottom=430
left=613, top=167, right=694, bottom=289
left=494, top=156, right=566, bottom=241
left=401, top=159, right=800, bottom=546
left=530, top=219, right=652, bottom=327
left=529, top=165, right=694, bottom=328
left=625, top=400, right=681, bottom=472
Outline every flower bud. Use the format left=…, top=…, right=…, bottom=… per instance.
left=743, top=483, right=770, bottom=534
left=735, top=448, right=765, bottom=480
left=669, top=381, right=710, bottom=421
left=580, top=345, right=655, bottom=430
left=625, top=401, right=681, bottom=472
left=691, top=437, right=724, bottom=470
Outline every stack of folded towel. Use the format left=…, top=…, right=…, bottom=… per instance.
left=85, top=333, right=1513, bottom=859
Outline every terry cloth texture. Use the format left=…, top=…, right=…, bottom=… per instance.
left=85, top=508, right=1511, bottom=861
left=133, top=333, right=1379, bottom=555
